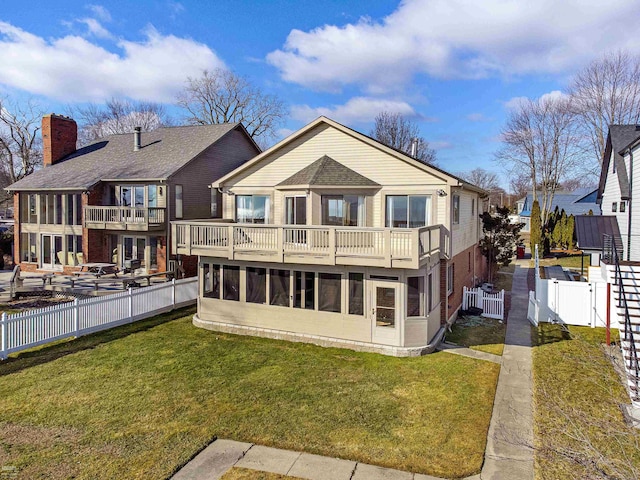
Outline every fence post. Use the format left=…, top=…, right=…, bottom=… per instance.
left=73, top=298, right=79, bottom=337
left=172, top=278, right=176, bottom=309
left=128, top=287, right=134, bottom=323
left=1, top=312, right=6, bottom=360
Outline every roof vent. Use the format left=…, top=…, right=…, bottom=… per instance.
left=636, top=125, right=640, bottom=131
left=134, top=127, right=141, bottom=151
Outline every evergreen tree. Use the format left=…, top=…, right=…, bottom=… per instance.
left=565, top=215, right=576, bottom=250
left=480, top=207, right=525, bottom=281
left=530, top=200, right=542, bottom=254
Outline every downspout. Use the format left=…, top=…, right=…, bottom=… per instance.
left=628, top=149, right=633, bottom=262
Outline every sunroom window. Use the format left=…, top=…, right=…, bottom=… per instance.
left=236, top=195, right=270, bottom=224
left=385, top=195, right=431, bottom=228
left=321, top=195, right=365, bottom=226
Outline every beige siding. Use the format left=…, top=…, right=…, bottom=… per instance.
left=170, top=128, right=259, bottom=221
left=451, top=189, right=480, bottom=257
left=221, top=124, right=451, bottom=227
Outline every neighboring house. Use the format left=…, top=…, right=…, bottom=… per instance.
left=598, top=125, right=640, bottom=261
left=7, top=114, right=260, bottom=275
left=172, top=116, right=487, bottom=356
left=512, top=189, right=600, bottom=232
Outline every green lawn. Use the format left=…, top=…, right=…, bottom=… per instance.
left=532, top=324, right=640, bottom=480
left=532, top=254, right=590, bottom=270
left=446, top=316, right=506, bottom=356
left=0, top=307, right=499, bottom=479
left=221, top=468, right=303, bottom=480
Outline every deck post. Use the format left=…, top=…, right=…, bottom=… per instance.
left=329, top=227, right=336, bottom=265
left=172, top=278, right=176, bottom=309
left=228, top=226, right=235, bottom=260
left=384, top=229, right=392, bottom=268
left=276, top=227, right=284, bottom=262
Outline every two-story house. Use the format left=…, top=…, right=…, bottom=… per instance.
left=598, top=125, right=640, bottom=261
left=8, top=114, right=260, bottom=275
left=172, top=116, right=486, bottom=356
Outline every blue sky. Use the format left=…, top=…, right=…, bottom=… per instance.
left=2, top=0, right=640, bottom=188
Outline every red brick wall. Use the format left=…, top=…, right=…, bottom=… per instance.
left=42, top=114, right=77, bottom=167
left=444, top=243, right=483, bottom=323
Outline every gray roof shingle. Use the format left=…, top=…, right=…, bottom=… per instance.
left=277, top=155, right=380, bottom=187
left=8, top=123, right=241, bottom=191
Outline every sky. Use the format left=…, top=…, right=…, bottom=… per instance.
left=2, top=0, right=640, bottom=188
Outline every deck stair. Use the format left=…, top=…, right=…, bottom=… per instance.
left=604, top=256, right=640, bottom=407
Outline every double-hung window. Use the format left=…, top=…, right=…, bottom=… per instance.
left=385, top=195, right=431, bottom=228
left=236, top=195, right=270, bottom=223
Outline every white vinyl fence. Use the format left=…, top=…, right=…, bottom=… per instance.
left=527, top=246, right=618, bottom=329
left=0, top=278, right=197, bottom=360
left=462, top=286, right=505, bottom=320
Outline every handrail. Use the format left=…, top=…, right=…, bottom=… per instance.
left=611, top=236, right=640, bottom=385
left=84, top=206, right=166, bottom=225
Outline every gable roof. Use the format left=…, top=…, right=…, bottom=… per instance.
left=518, top=190, right=600, bottom=217
left=597, top=125, right=640, bottom=201
left=574, top=215, right=621, bottom=251
left=277, top=155, right=380, bottom=188
left=213, top=116, right=486, bottom=195
left=8, top=123, right=254, bottom=191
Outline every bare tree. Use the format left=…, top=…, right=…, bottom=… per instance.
left=497, top=95, right=582, bottom=225
left=370, top=111, right=437, bottom=165
left=569, top=51, right=640, bottom=175
left=462, top=168, right=500, bottom=191
left=71, top=98, right=171, bottom=145
left=509, top=171, right=531, bottom=201
left=176, top=68, right=287, bottom=146
left=0, top=97, right=43, bottom=188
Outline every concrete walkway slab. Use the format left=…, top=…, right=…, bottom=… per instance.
left=287, top=452, right=355, bottom=480
left=351, top=463, right=413, bottom=480
left=438, top=342, right=502, bottom=364
left=171, top=439, right=252, bottom=480
left=235, top=445, right=301, bottom=475
left=481, top=260, right=534, bottom=480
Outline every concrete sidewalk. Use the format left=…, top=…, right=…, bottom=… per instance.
left=172, top=439, right=480, bottom=480
left=481, top=260, right=534, bottom=479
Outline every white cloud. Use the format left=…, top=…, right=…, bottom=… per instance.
left=167, top=1, right=185, bottom=17
left=87, top=4, right=112, bottom=23
left=290, top=97, right=425, bottom=125
left=0, top=22, right=225, bottom=103
left=267, top=0, right=640, bottom=92
left=504, top=90, right=568, bottom=110
left=77, top=18, right=113, bottom=39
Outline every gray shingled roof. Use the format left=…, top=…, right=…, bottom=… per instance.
left=597, top=125, right=640, bottom=200
left=277, top=155, right=380, bottom=187
left=8, top=123, right=241, bottom=191
left=575, top=215, right=621, bottom=251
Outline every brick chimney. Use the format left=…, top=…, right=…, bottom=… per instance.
left=42, top=114, right=77, bottom=167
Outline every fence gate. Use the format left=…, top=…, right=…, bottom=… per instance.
left=462, top=286, right=505, bottom=320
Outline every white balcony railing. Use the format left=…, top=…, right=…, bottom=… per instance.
left=172, top=222, right=448, bottom=269
left=85, top=206, right=166, bottom=229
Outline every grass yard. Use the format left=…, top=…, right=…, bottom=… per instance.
left=531, top=253, right=590, bottom=270
left=220, top=468, right=303, bottom=480
left=492, top=265, right=515, bottom=293
left=532, top=324, right=640, bottom=480
left=0, top=307, right=499, bottom=479
left=446, top=316, right=506, bottom=356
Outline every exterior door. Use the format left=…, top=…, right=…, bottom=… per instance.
left=122, top=235, right=146, bottom=272
left=370, top=280, right=401, bottom=345
left=41, top=234, right=63, bottom=270
left=285, top=196, right=307, bottom=244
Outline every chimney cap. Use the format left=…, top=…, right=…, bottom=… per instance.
left=134, top=126, right=142, bottom=132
